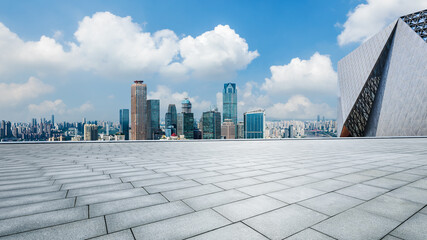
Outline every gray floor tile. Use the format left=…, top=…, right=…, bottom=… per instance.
left=214, top=195, right=286, bottom=222
left=162, top=184, right=222, bottom=201
left=0, top=191, right=67, bottom=208
left=0, top=206, right=88, bottom=236
left=89, top=193, right=168, bottom=217
left=144, top=180, right=200, bottom=193
left=183, top=189, right=250, bottom=211
left=188, top=222, right=268, bottom=240
left=299, top=192, right=364, bottom=216
left=244, top=204, right=327, bottom=240
left=66, top=183, right=133, bottom=197
left=276, top=176, right=319, bottom=187
left=267, top=186, right=325, bottom=203
left=285, top=228, right=334, bottom=240
left=391, top=213, right=427, bottom=240
left=0, top=217, right=106, bottom=240
left=386, top=186, right=427, bottom=204
left=237, top=182, right=289, bottom=196
left=214, top=178, right=263, bottom=190
left=76, top=188, right=147, bottom=206
left=305, top=179, right=353, bottom=192
left=132, top=209, right=230, bottom=240
left=89, top=229, right=134, bottom=240
left=131, top=176, right=182, bottom=187
left=106, top=201, right=193, bottom=233
left=336, top=184, right=389, bottom=200
left=0, top=198, right=75, bottom=220
left=363, top=177, right=408, bottom=190
left=312, top=208, right=400, bottom=240
left=357, top=195, right=424, bottom=221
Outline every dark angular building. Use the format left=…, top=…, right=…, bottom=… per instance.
left=177, top=99, right=194, bottom=139
left=223, top=83, right=237, bottom=126
left=147, top=99, right=160, bottom=140
left=337, top=10, right=427, bottom=137
left=165, top=104, right=177, bottom=128
left=202, top=109, right=221, bottom=139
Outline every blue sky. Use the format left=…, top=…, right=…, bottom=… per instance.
left=0, top=0, right=425, bottom=122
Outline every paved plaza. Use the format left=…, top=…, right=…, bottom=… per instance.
left=0, top=138, right=426, bottom=240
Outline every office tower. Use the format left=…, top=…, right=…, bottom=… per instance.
left=317, top=115, right=320, bottom=122
left=223, top=83, right=237, bottom=126
left=221, top=119, right=236, bottom=139
left=337, top=9, right=427, bottom=137
left=182, top=98, right=192, bottom=113
left=202, top=109, right=221, bottom=139
left=236, top=121, right=244, bottom=139
left=106, top=124, right=110, bottom=136
left=165, top=104, right=177, bottom=128
left=131, top=80, right=147, bottom=140
left=147, top=99, right=160, bottom=140
left=84, top=124, right=98, bottom=141
left=119, top=109, right=129, bottom=140
left=177, top=99, right=194, bottom=139
left=51, top=115, right=54, bottom=126
left=244, top=109, right=266, bottom=139
left=83, top=118, right=86, bottom=125
left=289, top=125, right=294, bottom=138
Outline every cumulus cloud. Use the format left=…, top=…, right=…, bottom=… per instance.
left=337, top=0, right=426, bottom=46
left=148, top=85, right=211, bottom=117
left=0, top=12, right=258, bottom=80
left=262, top=52, right=337, bottom=96
left=177, top=25, right=259, bottom=79
left=28, top=99, right=94, bottom=116
left=266, top=95, right=335, bottom=120
left=0, top=77, right=54, bottom=107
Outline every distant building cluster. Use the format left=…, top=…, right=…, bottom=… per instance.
left=1, top=81, right=335, bottom=142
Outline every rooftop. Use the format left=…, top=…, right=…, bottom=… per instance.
left=0, top=138, right=426, bottom=240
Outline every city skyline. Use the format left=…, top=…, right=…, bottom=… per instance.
left=1, top=0, right=425, bottom=122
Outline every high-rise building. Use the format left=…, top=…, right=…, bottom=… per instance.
left=84, top=124, right=98, bottom=141
left=221, top=119, right=236, bottom=139
left=182, top=98, right=192, bottom=113
left=119, top=109, right=129, bottom=140
left=147, top=99, right=160, bottom=140
left=236, top=121, right=244, bottom=139
left=223, top=83, right=237, bottom=126
left=165, top=104, right=177, bottom=128
left=289, top=125, right=294, bottom=138
left=202, top=109, right=221, bottom=139
left=337, top=10, right=427, bottom=137
left=244, top=109, right=265, bottom=139
left=51, top=115, right=54, bottom=126
left=131, top=80, right=147, bottom=140
left=177, top=99, right=194, bottom=139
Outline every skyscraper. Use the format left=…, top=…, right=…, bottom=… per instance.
left=236, top=121, right=244, bottom=139
left=177, top=98, right=194, bottom=139
left=202, top=109, right=221, bottom=139
left=221, top=119, right=236, bottom=139
left=131, top=80, right=147, bottom=140
left=223, top=83, right=237, bottom=126
left=147, top=99, right=160, bottom=140
left=165, top=104, right=177, bottom=128
left=51, top=115, right=54, bottom=126
left=244, top=109, right=265, bottom=139
left=84, top=124, right=98, bottom=141
left=119, top=109, right=129, bottom=140
left=337, top=10, right=427, bottom=137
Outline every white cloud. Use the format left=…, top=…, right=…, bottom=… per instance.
left=262, top=52, right=337, bottom=96
left=0, top=12, right=258, bottom=80
left=337, top=0, right=426, bottom=46
left=176, top=24, right=259, bottom=79
left=266, top=95, right=335, bottom=120
left=148, top=85, right=211, bottom=118
left=28, top=99, right=93, bottom=116
left=0, top=77, right=54, bottom=107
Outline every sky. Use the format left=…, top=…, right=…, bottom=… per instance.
left=0, top=0, right=425, bottom=123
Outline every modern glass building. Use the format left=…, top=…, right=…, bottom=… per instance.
left=177, top=99, right=194, bottom=139
left=147, top=100, right=160, bottom=140
left=202, top=110, right=221, bottom=139
left=223, top=83, right=237, bottom=125
left=244, top=109, right=265, bottom=139
left=337, top=9, right=427, bottom=137
left=165, top=104, right=177, bottom=128
left=119, top=109, right=129, bottom=140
